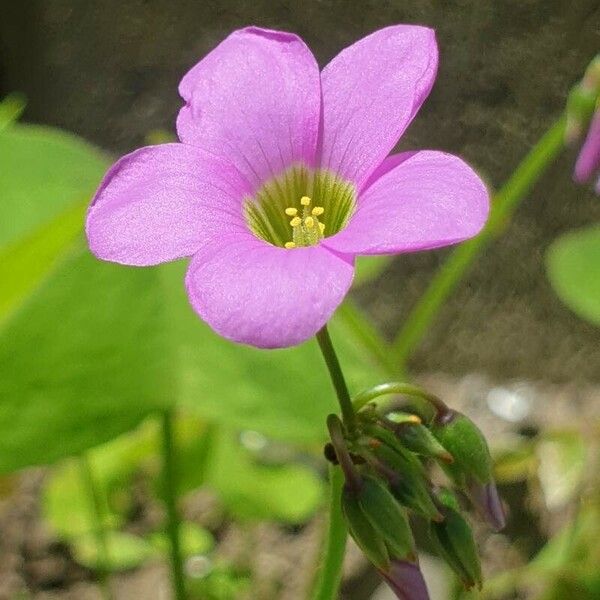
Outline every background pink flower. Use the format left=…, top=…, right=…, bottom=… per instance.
left=86, top=25, right=489, bottom=349
left=574, top=108, right=600, bottom=193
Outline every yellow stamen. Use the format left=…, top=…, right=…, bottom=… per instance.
left=300, top=196, right=311, bottom=206
left=319, top=222, right=325, bottom=234
left=304, top=216, right=315, bottom=228
left=290, top=216, right=302, bottom=227
left=284, top=241, right=296, bottom=249
left=311, top=206, right=324, bottom=216
left=285, top=207, right=298, bottom=216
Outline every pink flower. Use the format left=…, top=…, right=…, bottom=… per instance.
left=86, top=26, right=489, bottom=349
left=574, top=108, right=600, bottom=193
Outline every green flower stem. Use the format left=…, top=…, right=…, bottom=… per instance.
left=391, top=115, right=567, bottom=371
left=311, top=465, right=348, bottom=600
left=352, top=381, right=449, bottom=417
left=160, top=409, right=187, bottom=600
left=79, top=453, right=112, bottom=600
left=316, top=325, right=357, bottom=431
left=312, top=325, right=356, bottom=600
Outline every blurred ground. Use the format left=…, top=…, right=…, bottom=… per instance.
left=1, top=0, right=600, bottom=381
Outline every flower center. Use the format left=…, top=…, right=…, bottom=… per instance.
left=243, top=165, right=356, bottom=248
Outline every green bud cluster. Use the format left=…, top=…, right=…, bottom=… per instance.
left=326, top=385, right=506, bottom=598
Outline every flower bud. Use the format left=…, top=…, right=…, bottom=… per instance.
left=364, top=425, right=442, bottom=521
left=344, top=476, right=431, bottom=599
left=357, top=475, right=416, bottom=562
left=467, top=478, right=506, bottom=532
left=379, top=559, right=431, bottom=600
left=342, top=485, right=390, bottom=570
left=385, top=413, right=453, bottom=463
left=430, top=410, right=493, bottom=485
left=429, top=489, right=482, bottom=590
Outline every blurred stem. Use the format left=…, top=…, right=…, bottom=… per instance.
left=337, top=300, right=401, bottom=377
left=391, top=115, right=567, bottom=371
left=316, top=325, right=356, bottom=431
left=160, top=409, right=187, bottom=600
left=311, top=465, right=348, bottom=600
left=79, top=453, right=112, bottom=600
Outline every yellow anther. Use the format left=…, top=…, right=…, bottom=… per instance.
left=290, top=216, right=302, bottom=227
left=304, top=216, right=315, bottom=228
left=300, top=196, right=311, bottom=206
left=284, top=241, right=296, bottom=249
left=319, top=222, right=325, bottom=234
left=311, top=206, right=325, bottom=216
left=285, top=207, right=298, bottom=216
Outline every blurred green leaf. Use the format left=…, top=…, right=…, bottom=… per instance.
left=530, top=500, right=600, bottom=578
left=74, top=531, right=154, bottom=571
left=494, top=446, right=536, bottom=483
left=0, top=201, right=86, bottom=323
left=151, top=522, right=214, bottom=557
left=536, top=431, right=587, bottom=509
left=203, top=429, right=323, bottom=522
left=188, top=563, right=252, bottom=600
left=44, top=413, right=323, bottom=537
left=44, top=456, right=125, bottom=540
left=0, top=124, right=108, bottom=247
left=0, top=249, right=169, bottom=472
left=0, top=93, right=26, bottom=130
left=546, top=225, right=600, bottom=326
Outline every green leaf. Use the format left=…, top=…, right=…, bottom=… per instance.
left=493, top=446, right=536, bottom=483
left=0, top=250, right=169, bottom=472
left=0, top=200, right=86, bottom=324
left=74, top=531, right=154, bottom=571
left=536, top=430, right=587, bottom=509
left=203, top=429, right=324, bottom=522
left=151, top=522, right=214, bottom=557
left=546, top=225, right=600, bottom=326
left=44, top=459, right=119, bottom=540
left=0, top=124, right=108, bottom=248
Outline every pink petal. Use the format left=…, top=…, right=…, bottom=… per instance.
left=574, top=109, right=600, bottom=183
left=185, top=233, right=354, bottom=348
left=177, top=27, right=321, bottom=189
left=323, top=151, right=489, bottom=255
left=86, top=144, right=250, bottom=266
left=319, top=25, right=438, bottom=189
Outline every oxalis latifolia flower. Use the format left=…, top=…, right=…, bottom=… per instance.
left=86, top=25, right=489, bottom=348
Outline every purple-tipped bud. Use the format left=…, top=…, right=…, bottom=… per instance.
left=430, top=489, right=483, bottom=589
left=467, top=479, right=506, bottom=531
left=378, top=559, right=431, bottom=600
left=431, top=410, right=493, bottom=485
left=574, top=109, right=600, bottom=185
